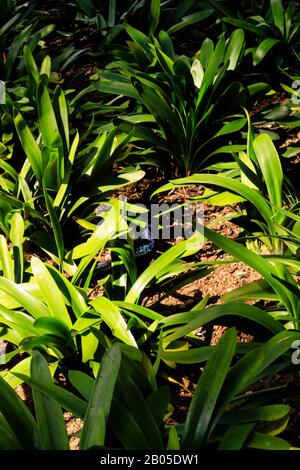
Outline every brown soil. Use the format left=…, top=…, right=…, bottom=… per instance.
left=64, top=412, right=84, bottom=450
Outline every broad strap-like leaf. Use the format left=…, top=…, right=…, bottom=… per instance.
left=31, top=351, right=69, bottom=449
left=10, top=212, right=24, bottom=283
left=90, top=297, right=137, bottom=347
left=0, top=234, right=14, bottom=280
left=270, top=0, right=285, bottom=36
left=125, top=232, right=202, bottom=304
left=149, top=0, right=160, bottom=35
left=0, top=277, right=49, bottom=318
left=0, top=374, right=38, bottom=449
left=43, top=186, right=65, bottom=268
left=31, top=257, right=72, bottom=329
left=253, top=133, right=283, bottom=219
left=224, top=29, right=245, bottom=70
left=253, top=38, right=280, bottom=66
left=14, top=111, right=43, bottom=183
left=80, top=343, right=121, bottom=449
left=53, top=86, right=69, bottom=155
left=118, top=363, right=164, bottom=450
left=160, top=302, right=283, bottom=346
left=12, top=373, right=87, bottom=419
left=167, top=9, right=213, bottom=35
left=218, top=423, right=255, bottom=450
left=154, top=174, right=273, bottom=231
left=210, top=330, right=300, bottom=436
left=181, top=328, right=237, bottom=449
left=37, top=80, right=59, bottom=149
left=247, top=432, right=291, bottom=450
left=203, top=226, right=300, bottom=325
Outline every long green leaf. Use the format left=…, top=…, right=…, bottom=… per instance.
left=14, top=111, right=42, bottom=183
left=80, top=344, right=121, bottom=449
left=154, top=174, right=273, bottom=231
left=68, top=370, right=94, bottom=401
left=12, top=373, right=87, bottom=419
left=203, top=226, right=300, bottom=325
left=225, top=29, right=245, bottom=70
left=161, top=302, right=283, bottom=345
left=218, top=423, right=255, bottom=450
left=43, top=186, right=65, bottom=269
left=10, top=211, right=24, bottom=283
left=168, top=9, right=213, bottom=35
left=109, top=397, right=150, bottom=450
left=31, top=351, right=69, bottom=449
left=271, top=0, right=285, bottom=36
left=0, top=277, right=49, bottom=319
left=182, top=328, right=237, bottom=449
left=0, top=375, right=37, bottom=449
left=253, top=38, right=280, bottom=66
left=53, top=86, right=69, bottom=155
left=210, top=330, right=300, bottom=436
left=0, top=235, right=14, bottom=280
left=31, top=257, right=72, bottom=328
left=247, top=432, right=290, bottom=450
left=149, top=0, right=160, bottom=35
left=37, top=80, right=59, bottom=149
left=253, top=133, right=283, bottom=217
left=90, top=297, right=137, bottom=347
left=119, top=367, right=164, bottom=449
left=23, top=44, right=39, bottom=83
left=0, top=415, right=23, bottom=449
left=125, top=232, right=201, bottom=304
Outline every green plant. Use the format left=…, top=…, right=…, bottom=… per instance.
left=219, top=0, right=300, bottom=68
left=155, top=124, right=300, bottom=255
left=0, top=211, right=25, bottom=282
left=0, top=202, right=133, bottom=370
left=101, top=230, right=208, bottom=301
left=204, top=226, right=300, bottom=330
left=74, top=0, right=214, bottom=43
left=4, top=72, right=145, bottom=267
left=0, top=2, right=55, bottom=83
left=0, top=0, right=300, bottom=454
left=205, top=0, right=268, bottom=18
left=0, top=346, right=121, bottom=449
left=0, top=226, right=285, bottom=375
left=8, top=330, right=299, bottom=450
left=180, top=328, right=298, bottom=450
left=154, top=183, right=300, bottom=329
left=0, top=256, right=84, bottom=372
left=78, top=27, right=247, bottom=176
